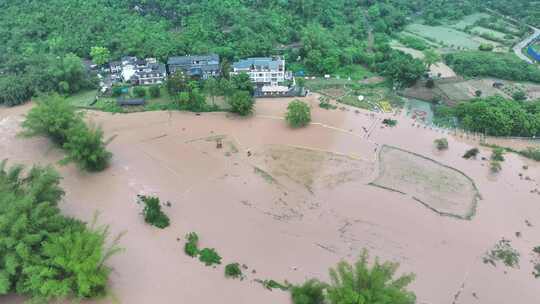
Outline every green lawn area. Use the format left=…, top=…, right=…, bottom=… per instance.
left=450, top=13, right=490, bottom=30
left=405, top=23, right=481, bottom=49
left=65, top=89, right=98, bottom=106
left=334, top=65, right=374, bottom=80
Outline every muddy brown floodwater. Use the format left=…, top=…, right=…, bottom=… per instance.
left=1, top=95, right=539, bottom=304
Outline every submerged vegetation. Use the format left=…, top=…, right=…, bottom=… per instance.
left=0, top=161, right=119, bottom=301
left=137, top=195, right=170, bottom=229
left=21, top=94, right=112, bottom=171
left=292, top=249, right=415, bottom=304
left=286, top=100, right=312, bottom=128
left=483, top=239, right=520, bottom=268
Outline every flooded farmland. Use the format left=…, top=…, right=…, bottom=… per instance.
left=1, top=95, right=540, bottom=304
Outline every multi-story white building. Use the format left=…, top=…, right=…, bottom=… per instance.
left=231, top=57, right=291, bottom=86
left=109, top=57, right=167, bottom=85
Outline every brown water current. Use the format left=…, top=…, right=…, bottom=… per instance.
left=1, top=95, right=539, bottom=304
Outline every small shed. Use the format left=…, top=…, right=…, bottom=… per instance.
left=117, top=98, right=146, bottom=106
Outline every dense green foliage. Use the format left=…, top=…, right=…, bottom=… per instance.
left=137, top=195, right=170, bottom=229
left=227, top=90, right=255, bottom=116
left=382, top=118, right=398, bottom=127
left=0, top=161, right=118, bottom=301
left=21, top=95, right=112, bottom=171
left=286, top=100, right=311, bottom=128
left=198, top=248, right=222, bottom=266
left=444, top=52, right=540, bottom=83
left=1, top=0, right=477, bottom=106
left=184, top=232, right=200, bottom=257
left=289, top=250, right=415, bottom=304
left=224, top=263, right=243, bottom=279
left=327, top=250, right=415, bottom=304
left=438, top=96, right=540, bottom=137
left=291, top=279, right=327, bottom=304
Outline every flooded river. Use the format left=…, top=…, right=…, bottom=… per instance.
left=1, top=95, right=539, bottom=304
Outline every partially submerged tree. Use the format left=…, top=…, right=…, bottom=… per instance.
left=227, top=90, right=254, bottom=116
left=0, top=161, right=120, bottom=301
left=327, top=250, right=416, bottom=304
left=286, top=100, right=311, bottom=128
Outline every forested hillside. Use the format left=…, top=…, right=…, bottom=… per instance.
left=0, top=0, right=536, bottom=106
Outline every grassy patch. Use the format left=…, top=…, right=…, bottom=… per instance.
left=65, top=89, right=98, bottom=106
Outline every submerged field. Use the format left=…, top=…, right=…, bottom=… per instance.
left=1, top=94, right=540, bottom=304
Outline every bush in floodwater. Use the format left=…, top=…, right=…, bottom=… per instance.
left=137, top=195, right=170, bottom=228
left=434, top=138, right=448, bottom=150
left=225, top=263, right=243, bottom=279
left=286, top=100, right=311, bottom=128
left=382, top=118, right=397, bottom=127
left=327, top=249, right=415, bottom=304
left=184, top=232, right=199, bottom=257
left=483, top=239, right=520, bottom=268
left=490, top=160, right=502, bottom=173
left=199, top=248, right=222, bottom=266
left=491, top=147, right=505, bottom=162
left=291, top=279, right=327, bottom=304
left=463, top=148, right=479, bottom=159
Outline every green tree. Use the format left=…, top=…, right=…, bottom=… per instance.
left=90, top=46, right=111, bottom=66
left=291, top=279, right=327, bottom=304
left=231, top=73, right=254, bottom=95
left=423, top=49, right=441, bottom=69
left=512, top=90, right=527, bottom=101
left=21, top=95, right=112, bottom=171
left=203, top=77, right=219, bottom=106
left=227, top=90, right=254, bottom=116
left=0, top=161, right=118, bottom=301
left=149, top=86, right=161, bottom=98
left=167, top=71, right=187, bottom=96
left=133, top=86, right=146, bottom=98
left=286, top=100, right=311, bottom=128
left=61, top=122, right=112, bottom=172
left=327, top=250, right=416, bottom=304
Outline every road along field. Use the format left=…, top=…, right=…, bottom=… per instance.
left=1, top=95, right=540, bottom=304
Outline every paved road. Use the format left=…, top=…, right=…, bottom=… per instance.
left=513, top=26, right=540, bottom=64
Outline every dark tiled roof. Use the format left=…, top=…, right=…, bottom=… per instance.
left=168, top=54, right=219, bottom=66
left=117, top=98, right=145, bottom=106
left=233, top=57, right=281, bottom=70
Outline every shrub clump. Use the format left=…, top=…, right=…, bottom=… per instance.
left=491, top=147, right=505, bottom=162
left=288, top=249, right=416, bottom=304
left=291, top=279, right=327, bottom=304
left=21, top=94, right=112, bottom=171
left=184, top=232, right=200, bottom=257
left=483, top=239, right=520, bottom=268
left=286, top=100, right=311, bottom=128
left=0, top=161, right=120, bottom=302
left=382, top=118, right=397, bottom=127
left=224, top=263, right=243, bottom=279
left=434, top=138, right=449, bottom=150
left=198, top=248, right=222, bottom=266
left=137, top=195, right=170, bottom=229
left=463, top=148, right=479, bottom=159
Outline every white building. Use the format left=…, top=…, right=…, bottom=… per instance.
left=231, top=57, right=291, bottom=86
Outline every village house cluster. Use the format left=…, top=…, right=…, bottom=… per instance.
left=103, top=54, right=298, bottom=97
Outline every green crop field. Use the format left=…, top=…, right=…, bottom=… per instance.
left=405, top=23, right=481, bottom=49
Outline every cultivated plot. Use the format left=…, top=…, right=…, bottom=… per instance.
left=371, top=146, right=480, bottom=219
